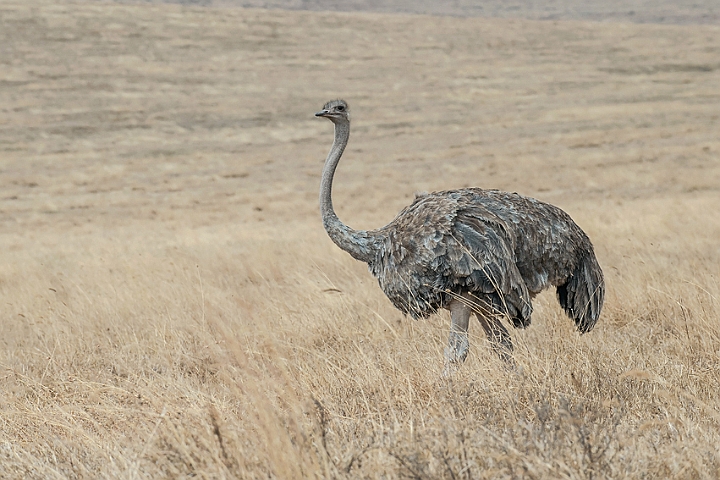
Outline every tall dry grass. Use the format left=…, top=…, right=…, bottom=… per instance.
left=1, top=211, right=719, bottom=478
left=1, top=1, right=719, bottom=478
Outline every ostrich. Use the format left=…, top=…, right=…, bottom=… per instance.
left=315, top=99, right=604, bottom=370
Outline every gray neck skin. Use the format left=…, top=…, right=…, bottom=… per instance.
left=320, top=119, right=378, bottom=264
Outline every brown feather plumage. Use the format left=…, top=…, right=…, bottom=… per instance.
left=370, top=188, right=603, bottom=332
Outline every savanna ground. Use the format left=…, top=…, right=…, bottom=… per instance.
left=1, top=1, right=719, bottom=478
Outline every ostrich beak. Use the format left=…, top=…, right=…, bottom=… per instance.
left=315, top=110, right=329, bottom=117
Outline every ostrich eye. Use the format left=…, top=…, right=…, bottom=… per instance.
left=336, top=105, right=345, bottom=111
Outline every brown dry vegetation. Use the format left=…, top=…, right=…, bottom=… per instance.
left=1, top=1, right=719, bottom=478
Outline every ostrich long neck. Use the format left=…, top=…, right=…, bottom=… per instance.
left=320, top=120, right=378, bottom=264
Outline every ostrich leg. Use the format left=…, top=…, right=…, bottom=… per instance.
left=443, top=298, right=472, bottom=375
left=475, top=312, right=514, bottom=365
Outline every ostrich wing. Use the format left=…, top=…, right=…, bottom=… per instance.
left=448, top=208, right=533, bottom=326
left=372, top=191, right=532, bottom=325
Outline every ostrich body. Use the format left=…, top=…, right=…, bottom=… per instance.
left=316, top=99, right=604, bottom=368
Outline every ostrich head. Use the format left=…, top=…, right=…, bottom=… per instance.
left=315, top=99, right=350, bottom=123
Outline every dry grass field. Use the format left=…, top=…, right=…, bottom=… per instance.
left=1, top=1, right=719, bottom=478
